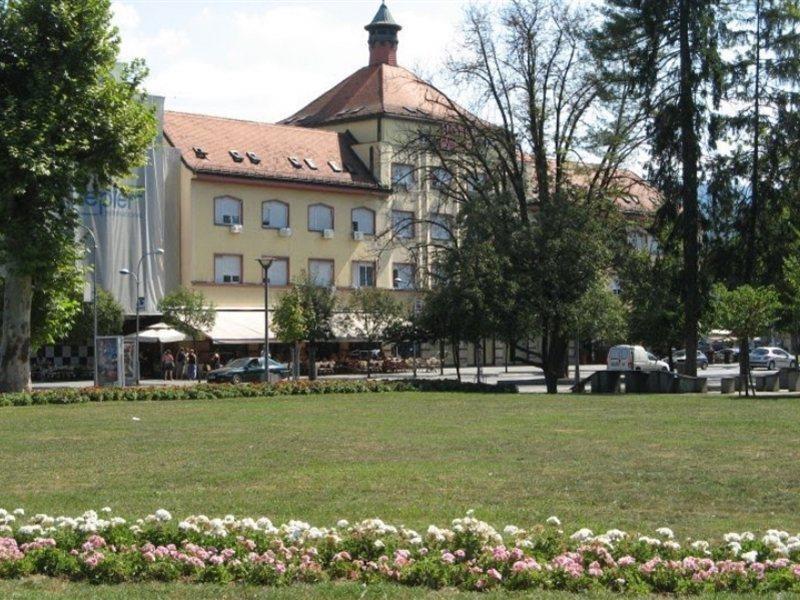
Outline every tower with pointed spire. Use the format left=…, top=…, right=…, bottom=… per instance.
left=365, top=2, right=401, bottom=66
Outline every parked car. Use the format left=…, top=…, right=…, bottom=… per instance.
left=748, top=347, right=797, bottom=370
left=207, top=357, right=290, bottom=384
left=607, top=345, right=669, bottom=372
left=671, top=350, right=709, bottom=370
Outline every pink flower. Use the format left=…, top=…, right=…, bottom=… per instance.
left=588, top=561, right=603, bottom=577
left=487, top=568, right=503, bottom=581
left=441, top=551, right=455, bottom=564
left=618, top=555, right=636, bottom=567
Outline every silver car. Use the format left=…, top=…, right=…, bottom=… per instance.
left=749, top=347, right=797, bottom=370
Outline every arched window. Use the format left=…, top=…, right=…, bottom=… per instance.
left=308, top=203, right=334, bottom=232
left=214, top=196, right=242, bottom=225
left=262, top=200, right=289, bottom=229
left=351, top=207, right=375, bottom=235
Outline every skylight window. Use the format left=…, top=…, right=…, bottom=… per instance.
left=328, top=160, right=342, bottom=173
left=246, top=151, right=261, bottom=165
left=288, top=157, right=303, bottom=169
left=349, top=106, right=364, bottom=114
left=403, top=106, right=418, bottom=114
left=229, top=150, right=244, bottom=163
left=192, top=147, right=208, bottom=159
left=304, top=158, right=318, bottom=170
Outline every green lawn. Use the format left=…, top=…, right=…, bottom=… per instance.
left=1, top=392, right=799, bottom=597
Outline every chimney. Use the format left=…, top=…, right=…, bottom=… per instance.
left=365, top=2, right=402, bottom=66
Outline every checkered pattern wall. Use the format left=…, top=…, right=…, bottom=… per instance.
left=33, top=345, right=94, bottom=368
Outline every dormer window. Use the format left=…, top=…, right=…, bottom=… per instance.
left=328, top=160, right=342, bottom=173
left=229, top=150, right=244, bottom=163
left=288, top=157, right=302, bottom=168
left=246, top=151, right=261, bottom=164
left=192, top=147, right=208, bottom=159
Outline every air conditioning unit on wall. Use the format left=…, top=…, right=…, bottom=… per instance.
left=230, top=224, right=243, bottom=234
left=323, top=228, right=335, bottom=239
left=352, top=231, right=365, bottom=241
left=279, top=227, right=292, bottom=237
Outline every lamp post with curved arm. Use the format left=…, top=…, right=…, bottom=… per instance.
left=120, top=248, right=164, bottom=385
left=77, top=224, right=98, bottom=387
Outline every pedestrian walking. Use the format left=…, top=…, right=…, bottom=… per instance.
left=187, top=349, right=198, bottom=381
left=162, top=350, right=175, bottom=381
left=176, top=347, right=186, bottom=380
left=211, top=353, right=222, bottom=370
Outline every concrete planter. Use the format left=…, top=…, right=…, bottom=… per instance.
left=648, top=371, right=676, bottom=393
left=591, top=371, right=621, bottom=394
left=676, top=375, right=708, bottom=394
left=624, top=371, right=650, bottom=393
left=755, top=373, right=780, bottom=392
left=720, top=377, right=737, bottom=394
left=779, top=368, right=800, bottom=391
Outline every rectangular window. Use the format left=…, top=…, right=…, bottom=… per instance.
left=430, top=213, right=453, bottom=241
left=309, top=259, right=334, bottom=287
left=214, top=254, right=242, bottom=284
left=214, top=197, right=242, bottom=225
left=392, top=263, right=415, bottom=290
left=266, top=257, right=289, bottom=286
left=430, top=167, right=452, bottom=190
left=352, top=261, right=376, bottom=288
left=262, top=201, right=288, bottom=229
left=351, top=207, right=375, bottom=235
left=391, top=163, right=415, bottom=192
left=391, top=210, right=414, bottom=239
left=308, top=204, right=334, bottom=232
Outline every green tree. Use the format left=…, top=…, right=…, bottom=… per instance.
left=619, top=251, right=685, bottom=367
left=273, top=287, right=307, bottom=380
left=0, top=0, right=156, bottom=391
left=157, top=287, right=215, bottom=341
left=65, top=288, right=125, bottom=345
left=595, top=0, right=725, bottom=375
left=711, top=283, right=780, bottom=395
left=294, top=274, right=336, bottom=380
left=346, top=287, right=404, bottom=379
left=780, top=253, right=800, bottom=363
left=567, top=277, right=628, bottom=380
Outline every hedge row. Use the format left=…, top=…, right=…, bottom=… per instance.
left=0, top=378, right=515, bottom=407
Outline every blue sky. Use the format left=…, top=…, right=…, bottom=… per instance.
left=112, top=1, right=468, bottom=122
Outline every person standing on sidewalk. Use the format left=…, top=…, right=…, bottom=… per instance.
left=176, top=347, right=186, bottom=380
left=187, top=349, right=198, bottom=381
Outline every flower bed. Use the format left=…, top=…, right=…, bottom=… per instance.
left=0, top=378, right=513, bottom=407
left=1, top=508, right=799, bottom=593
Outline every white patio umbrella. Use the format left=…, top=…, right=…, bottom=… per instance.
left=125, top=322, right=193, bottom=343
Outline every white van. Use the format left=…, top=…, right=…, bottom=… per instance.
left=607, top=345, right=669, bottom=372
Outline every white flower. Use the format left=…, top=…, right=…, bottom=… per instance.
left=741, top=550, right=758, bottom=564
left=154, top=509, right=172, bottom=522
left=723, top=533, right=741, bottom=543
left=337, top=519, right=349, bottom=529
left=101, top=507, right=112, bottom=513
left=690, top=540, right=710, bottom=552
left=663, top=540, right=681, bottom=551
left=762, top=533, right=782, bottom=548
left=570, top=528, right=594, bottom=542
left=546, top=516, right=561, bottom=526
left=13, top=508, right=25, bottom=517
left=638, top=536, right=662, bottom=547
left=728, top=541, right=742, bottom=556
left=604, top=529, right=627, bottom=542
left=504, top=525, right=520, bottom=536
left=656, top=527, right=674, bottom=540
left=409, top=536, right=422, bottom=545
left=374, top=540, right=385, bottom=549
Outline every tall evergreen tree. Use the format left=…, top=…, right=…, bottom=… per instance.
left=595, top=0, right=725, bottom=376
left=707, top=0, right=800, bottom=375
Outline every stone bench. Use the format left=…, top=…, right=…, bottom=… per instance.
left=779, top=368, right=800, bottom=391
left=754, top=372, right=780, bottom=392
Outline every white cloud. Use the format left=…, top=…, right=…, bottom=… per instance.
left=111, top=1, right=140, bottom=31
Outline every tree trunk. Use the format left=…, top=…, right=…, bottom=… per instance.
left=542, top=333, right=568, bottom=394
left=452, top=339, right=461, bottom=382
left=475, top=340, right=482, bottom=384
left=308, top=344, right=317, bottom=380
left=0, top=272, right=33, bottom=393
left=366, top=343, right=372, bottom=380
left=293, top=341, right=301, bottom=380
left=439, top=340, right=445, bottom=375
left=679, top=0, right=700, bottom=378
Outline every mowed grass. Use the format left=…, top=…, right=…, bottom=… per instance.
left=1, top=392, right=799, bottom=538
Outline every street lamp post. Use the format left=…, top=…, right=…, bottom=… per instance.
left=78, top=225, right=99, bottom=387
left=256, top=257, right=274, bottom=383
left=120, top=248, right=165, bottom=385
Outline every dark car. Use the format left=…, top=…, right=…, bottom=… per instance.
left=206, top=357, right=290, bottom=384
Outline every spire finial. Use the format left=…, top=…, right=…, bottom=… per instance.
left=365, top=2, right=401, bottom=66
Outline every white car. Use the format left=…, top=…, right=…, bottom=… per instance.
left=607, top=345, right=669, bottom=372
left=749, top=347, right=797, bottom=370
